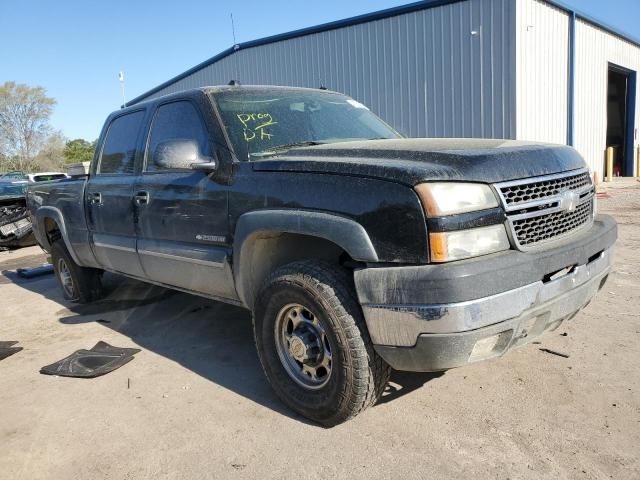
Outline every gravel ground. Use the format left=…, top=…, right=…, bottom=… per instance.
left=0, top=185, right=638, bottom=480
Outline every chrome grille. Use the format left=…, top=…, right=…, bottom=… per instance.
left=512, top=199, right=593, bottom=246
left=494, top=169, right=594, bottom=250
left=500, top=171, right=591, bottom=207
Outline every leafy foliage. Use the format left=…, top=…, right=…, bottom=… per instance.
left=35, top=132, right=67, bottom=171
left=63, top=138, right=97, bottom=164
left=0, top=81, right=56, bottom=171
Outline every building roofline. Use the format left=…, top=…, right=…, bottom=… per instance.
left=546, top=0, right=640, bottom=48
left=127, top=0, right=467, bottom=105
left=128, top=0, right=640, bottom=106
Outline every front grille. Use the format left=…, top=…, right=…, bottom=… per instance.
left=494, top=169, right=594, bottom=250
left=500, top=171, right=591, bottom=207
left=512, top=199, right=593, bottom=247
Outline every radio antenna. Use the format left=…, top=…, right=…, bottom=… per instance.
left=230, top=13, right=237, bottom=45
left=118, top=71, right=126, bottom=107
left=230, top=13, right=240, bottom=83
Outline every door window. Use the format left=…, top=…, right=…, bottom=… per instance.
left=146, top=101, right=209, bottom=172
left=97, top=111, right=145, bottom=175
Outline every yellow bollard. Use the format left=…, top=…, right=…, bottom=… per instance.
left=606, top=147, right=614, bottom=182
left=636, top=146, right=640, bottom=178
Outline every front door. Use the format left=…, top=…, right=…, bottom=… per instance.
left=134, top=99, right=235, bottom=300
left=86, top=109, right=146, bottom=277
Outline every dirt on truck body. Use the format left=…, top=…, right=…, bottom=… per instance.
left=26, top=85, right=617, bottom=426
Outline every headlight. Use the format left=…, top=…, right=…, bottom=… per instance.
left=429, top=225, right=510, bottom=262
left=415, top=182, right=498, bottom=216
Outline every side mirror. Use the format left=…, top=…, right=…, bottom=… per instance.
left=153, top=138, right=217, bottom=172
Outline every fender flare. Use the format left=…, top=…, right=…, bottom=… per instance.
left=35, top=206, right=82, bottom=265
left=233, top=209, right=378, bottom=307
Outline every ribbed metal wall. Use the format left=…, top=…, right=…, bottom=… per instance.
left=515, top=0, right=568, bottom=145
left=574, top=20, right=640, bottom=177
left=139, top=0, right=517, bottom=140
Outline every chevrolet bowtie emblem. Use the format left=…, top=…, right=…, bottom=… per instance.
left=558, top=190, right=580, bottom=212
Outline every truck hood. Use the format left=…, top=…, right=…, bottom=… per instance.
left=251, top=138, right=587, bottom=185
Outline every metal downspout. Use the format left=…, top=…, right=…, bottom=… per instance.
left=567, top=11, right=576, bottom=146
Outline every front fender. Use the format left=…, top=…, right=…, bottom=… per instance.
left=233, top=209, right=378, bottom=307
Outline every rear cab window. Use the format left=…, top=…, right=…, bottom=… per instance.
left=97, top=110, right=146, bottom=175
left=33, top=174, right=67, bottom=182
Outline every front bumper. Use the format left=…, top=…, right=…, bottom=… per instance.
left=354, top=214, right=617, bottom=372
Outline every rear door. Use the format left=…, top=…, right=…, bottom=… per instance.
left=134, top=98, right=235, bottom=299
left=86, top=109, right=146, bottom=277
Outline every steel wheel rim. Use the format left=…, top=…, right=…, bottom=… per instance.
left=57, top=258, right=76, bottom=299
left=274, top=303, right=332, bottom=390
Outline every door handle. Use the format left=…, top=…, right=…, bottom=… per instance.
left=89, top=192, right=102, bottom=205
left=134, top=191, right=150, bottom=206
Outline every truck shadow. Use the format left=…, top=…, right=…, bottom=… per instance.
left=378, top=371, right=443, bottom=405
left=6, top=269, right=442, bottom=424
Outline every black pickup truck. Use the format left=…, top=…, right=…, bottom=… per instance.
left=27, top=86, right=617, bottom=426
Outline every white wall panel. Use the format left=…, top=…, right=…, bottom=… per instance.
left=515, top=0, right=568, bottom=144
left=574, top=20, right=640, bottom=177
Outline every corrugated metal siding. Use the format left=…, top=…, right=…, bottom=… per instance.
left=138, top=0, right=516, bottom=139
left=515, top=0, right=568, bottom=144
left=574, top=20, right=640, bottom=177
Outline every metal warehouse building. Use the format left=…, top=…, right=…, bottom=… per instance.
left=129, top=0, right=640, bottom=179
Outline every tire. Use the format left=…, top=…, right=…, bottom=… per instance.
left=51, top=240, right=103, bottom=303
left=253, top=260, right=390, bottom=426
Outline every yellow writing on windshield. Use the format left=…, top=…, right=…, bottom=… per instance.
left=237, top=113, right=277, bottom=142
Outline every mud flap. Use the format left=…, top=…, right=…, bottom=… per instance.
left=0, top=341, right=22, bottom=361
left=40, top=341, right=141, bottom=378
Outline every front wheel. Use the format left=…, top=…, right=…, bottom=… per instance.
left=51, top=240, right=103, bottom=303
left=253, top=260, right=390, bottom=426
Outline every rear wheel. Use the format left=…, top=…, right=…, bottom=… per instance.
left=253, top=260, right=390, bottom=426
left=51, top=240, right=103, bottom=303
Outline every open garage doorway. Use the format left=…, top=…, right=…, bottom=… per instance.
left=606, top=64, right=637, bottom=177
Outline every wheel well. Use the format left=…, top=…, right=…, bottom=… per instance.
left=238, top=232, right=359, bottom=308
left=43, top=217, right=62, bottom=247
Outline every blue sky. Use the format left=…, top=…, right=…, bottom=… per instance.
left=2, top=0, right=639, bottom=141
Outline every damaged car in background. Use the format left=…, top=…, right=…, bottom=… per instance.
left=0, top=171, right=69, bottom=249
left=0, top=172, right=33, bottom=248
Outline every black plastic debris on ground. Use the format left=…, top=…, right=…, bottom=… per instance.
left=0, top=341, right=23, bottom=361
left=539, top=347, right=570, bottom=359
left=40, top=341, right=141, bottom=378
left=16, top=264, right=54, bottom=279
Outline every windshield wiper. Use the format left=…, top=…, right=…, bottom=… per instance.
left=250, top=141, right=326, bottom=158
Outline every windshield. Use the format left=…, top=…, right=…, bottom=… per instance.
left=212, top=89, right=400, bottom=160
left=0, top=171, right=26, bottom=181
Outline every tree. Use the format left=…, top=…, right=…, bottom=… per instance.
left=63, top=138, right=96, bottom=164
left=33, top=131, right=66, bottom=172
left=0, top=81, right=56, bottom=172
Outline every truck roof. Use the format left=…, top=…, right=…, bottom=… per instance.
left=118, top=84, right=342, bottom=113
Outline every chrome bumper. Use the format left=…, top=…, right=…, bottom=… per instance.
left=361, top=247, right=613, bottom=348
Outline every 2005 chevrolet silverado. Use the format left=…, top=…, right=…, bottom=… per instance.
left=27, top=86, right=617, bottom=426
